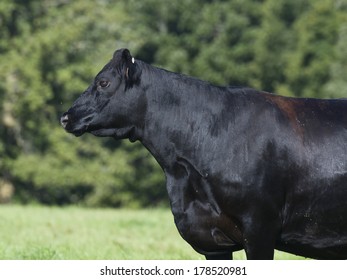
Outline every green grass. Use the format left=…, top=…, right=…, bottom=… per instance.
left=0, top=205, right=304, bottom=260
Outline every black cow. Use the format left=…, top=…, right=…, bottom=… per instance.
left=61, top=48, right=347, bottom=260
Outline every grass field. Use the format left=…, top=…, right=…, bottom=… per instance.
left=0, top=205, right=304, bottom=260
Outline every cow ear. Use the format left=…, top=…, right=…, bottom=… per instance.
left=113, top=49, right=141, bottom=87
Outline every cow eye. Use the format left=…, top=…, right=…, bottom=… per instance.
left=98, top=80, right=110, bottom=88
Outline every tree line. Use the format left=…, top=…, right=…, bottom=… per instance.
left=0, top=0, right=346, bottom=207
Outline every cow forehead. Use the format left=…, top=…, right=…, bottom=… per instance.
left=103, top=60, right=114, bottom=71
left=96, top=61, right=115, bottom=78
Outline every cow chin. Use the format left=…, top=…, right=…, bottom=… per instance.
left=90, top=126, right=137, bottom=141
left=66, top=127, right=86, bottom=137
left=90, top=128, right=118, bottom=137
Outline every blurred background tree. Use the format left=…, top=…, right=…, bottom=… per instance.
left=0, top=0, right=346, bottom=207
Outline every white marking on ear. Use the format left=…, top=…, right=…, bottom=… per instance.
left=132, top=57, right=135, bottom=64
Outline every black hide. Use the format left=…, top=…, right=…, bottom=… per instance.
left=61, top=48, right=347, bottom=260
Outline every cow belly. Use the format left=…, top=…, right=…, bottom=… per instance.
left=173, top=200, right=242, bottom=254
left=277, top=233, right=347, bottom=259
left=279, top=204, right=347, bottom=258
left=276, top=172, right=347, bottom=259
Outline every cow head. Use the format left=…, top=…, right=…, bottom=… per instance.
left=60, top=49, right=143, bottom=140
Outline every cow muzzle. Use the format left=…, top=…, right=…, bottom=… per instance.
left=60, top=111, right=94, bottom=137
left=60, top=112, right=69, bottom=129
left=60, top=111, right=84, bottom=136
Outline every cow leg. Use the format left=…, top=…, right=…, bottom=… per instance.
left=244, top=240, right=274, bottom=260
left=242, top=223, right=278, bottom=260
left=241, top=209, right=281, bottom=260
left=205, top=252, right=233, bottom=260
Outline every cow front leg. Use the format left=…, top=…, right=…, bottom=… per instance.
left=242, top=220, right=279, bottom=260
left=205, top=252, right=233, bottom=260
left=244, top=240, right=274, bottom=260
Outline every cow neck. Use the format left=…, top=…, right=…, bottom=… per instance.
left=138, top=62, right=238, bottom=173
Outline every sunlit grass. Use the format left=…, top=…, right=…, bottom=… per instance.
left=0, top=205, right=303, bottom=260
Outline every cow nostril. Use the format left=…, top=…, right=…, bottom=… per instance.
left=60, top=113, right=69, bottom=128
left=84, top=115, right=93, bottom=122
